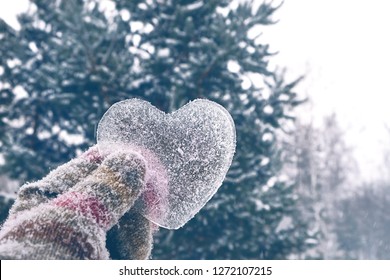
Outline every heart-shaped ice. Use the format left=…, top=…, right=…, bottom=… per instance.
left=96, top=99, right=236, bottom=229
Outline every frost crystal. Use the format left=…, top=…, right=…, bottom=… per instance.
left=97, top=99, right=236, bottom=229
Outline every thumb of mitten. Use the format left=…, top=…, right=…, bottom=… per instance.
left=0, top=152, right=146, bottom=260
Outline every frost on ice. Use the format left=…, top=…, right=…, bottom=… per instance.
left=97, top=99, right=236, bottom=229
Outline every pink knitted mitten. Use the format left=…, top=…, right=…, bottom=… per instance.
left=0, top=149, right=153, bottom=260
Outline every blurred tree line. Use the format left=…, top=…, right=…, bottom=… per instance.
left=284, top=113, right=355, bottom=259
left=335, top=185, right=390, bottom=259
left=1, top=0, right=389, bottom=259
left=285, top=112, right=390, bottom=259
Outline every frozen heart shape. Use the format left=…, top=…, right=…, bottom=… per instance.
left=97, top=99, right=236, bottom=229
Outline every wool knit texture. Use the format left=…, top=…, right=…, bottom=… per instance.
left=0, top=148, right=153, bottom=260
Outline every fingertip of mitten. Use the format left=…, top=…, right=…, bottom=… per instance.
left=102, top=152, right=147, bottom=191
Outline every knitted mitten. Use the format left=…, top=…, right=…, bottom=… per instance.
left=0, top=151, right=148, bottom=259
left=10, top=146, right=102, bottom=215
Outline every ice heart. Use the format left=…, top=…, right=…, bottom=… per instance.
left=96, top=99, right=236, bottom=229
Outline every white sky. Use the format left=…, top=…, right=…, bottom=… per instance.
left=257, top=0, right=390, bottom=182
left=1, top=0, right=390, bottom=181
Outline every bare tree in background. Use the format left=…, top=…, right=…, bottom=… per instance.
left=335, top=185, right=390, bottom=259
left=284, top=113, right=356, bottom=259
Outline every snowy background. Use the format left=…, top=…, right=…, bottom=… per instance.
left=1, top=0, right=390, bottom=259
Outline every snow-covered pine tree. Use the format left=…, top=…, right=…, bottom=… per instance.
left=1, top=0, right=312, bottom=259
left=112, top=0, right=311, bottom=259
left=0, top=0, right=137, bottom=180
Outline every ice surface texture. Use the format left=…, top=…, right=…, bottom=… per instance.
left=97, top=99, right=236, bottom=229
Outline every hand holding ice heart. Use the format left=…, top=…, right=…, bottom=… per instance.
left=97, top=99, right=236, bottom=229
